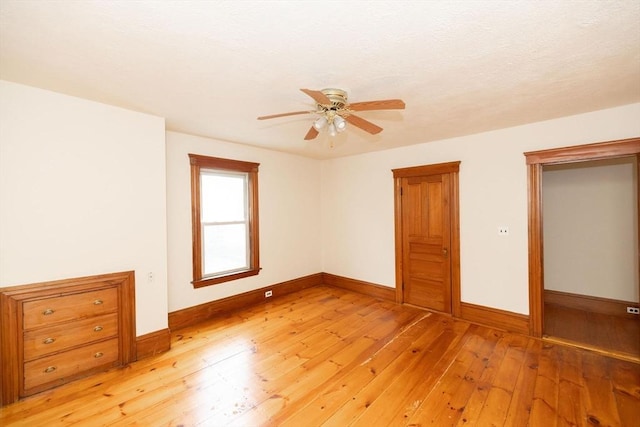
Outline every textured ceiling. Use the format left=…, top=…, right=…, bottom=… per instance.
left=1, top=1, right=639, bottom=159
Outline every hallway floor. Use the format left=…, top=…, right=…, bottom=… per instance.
left=544, top=303, right=640, bottom=361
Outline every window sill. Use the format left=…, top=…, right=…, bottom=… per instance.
left=192, top=268, right=261, bottom=288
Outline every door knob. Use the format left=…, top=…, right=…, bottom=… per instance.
left=442, top=248, right=448, bottom=256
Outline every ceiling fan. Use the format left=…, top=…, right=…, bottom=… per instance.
left=257, top=88, right=405, bottom=140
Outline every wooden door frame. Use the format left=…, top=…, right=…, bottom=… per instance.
left=392, top=161, right=461, bottom=317
left=524, top=137, right=640, bottom=337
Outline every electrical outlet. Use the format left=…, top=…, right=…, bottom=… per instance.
left=265, top=290, right=273, bottom=298
left=498, top=226, right=509, bottom=236
left=627, top=306, right=639, bottom=315
left=147, top=272, right=154, bottom=283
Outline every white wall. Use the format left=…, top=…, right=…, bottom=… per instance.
left=543, top=158, right=638, bottom=302
left=321, top=103, right=640, bottom=315
left=165, top=131, right=322, bottom=312
left=0, top=81, right=168, bottom=336
left=3, top=79, right=638, bottom=322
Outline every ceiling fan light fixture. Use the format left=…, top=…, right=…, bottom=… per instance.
left=328, top=122, right=337, bottom=137
left=313, top=116, right=328, bottom=130
left=333, top=115, right=347, bottom=133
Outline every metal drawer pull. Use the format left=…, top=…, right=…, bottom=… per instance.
left=93, top=326, right=103, bottom=332
left=42, top=308, right=55, bottom=315
left=43, top=337, right=56, bottom=344
left=93, top=299, right=103, bottom=305
left=94, top=352, right=104, bottom=358
left=44, top=366, right=56, bottom=373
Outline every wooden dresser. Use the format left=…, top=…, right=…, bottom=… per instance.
left=0, top=271, right=136, bottom=406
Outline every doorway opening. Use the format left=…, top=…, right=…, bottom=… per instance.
left=525, top=137, right=640, bottom=361
left=542, top=157, right=639, bottom=358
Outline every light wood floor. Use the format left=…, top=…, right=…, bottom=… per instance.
left=544, top=303, right=640, bottom=360
left=1, top=286, right=639, bottom=426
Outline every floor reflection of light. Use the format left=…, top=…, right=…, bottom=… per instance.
left=185, top=337, right=260, bottom=425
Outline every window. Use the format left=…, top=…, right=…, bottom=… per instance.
left=189, top=154, right=260, bottom=288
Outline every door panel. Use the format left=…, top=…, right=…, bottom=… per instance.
left=405, top=278, right=447, bottom=310
left=427, top=181, right=443, bottom=237
left=401, top=174, right=451, bottom=312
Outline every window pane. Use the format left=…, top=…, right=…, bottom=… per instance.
left=201, top=172, right=246, bottom=222
left=203, top=223, right=247, bottom=275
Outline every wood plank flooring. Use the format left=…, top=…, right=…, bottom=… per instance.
left=1, top=286, right=639, bottom=426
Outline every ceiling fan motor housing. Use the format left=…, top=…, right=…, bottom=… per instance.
left=320, top=88, right=348, bottom=110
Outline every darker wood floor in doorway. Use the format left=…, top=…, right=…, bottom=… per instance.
left=544, top=303, right=640, bottom=361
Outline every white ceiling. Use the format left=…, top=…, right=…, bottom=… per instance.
left=1, top=1, right=639, bottom=159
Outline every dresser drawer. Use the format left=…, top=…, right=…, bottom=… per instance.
left=23, top=313, right=119, bottom=361
left=23, top=338, right=119, bottom=391
left=23, top=287, right=117, bottom=330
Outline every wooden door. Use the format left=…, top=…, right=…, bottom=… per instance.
left=393, top=162, right=461, bottom=314
left=400, top=173, right=451, bottom=312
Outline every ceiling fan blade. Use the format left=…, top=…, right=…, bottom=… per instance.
left=300, top=88, right=332, bottom=105
left=257, top=110, right=311, bottom=120
left=344, top=114, right=383, bottom=135
left=348, top=99, right=406, bottom=111
left=304, top=126, right=319, bottom=140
